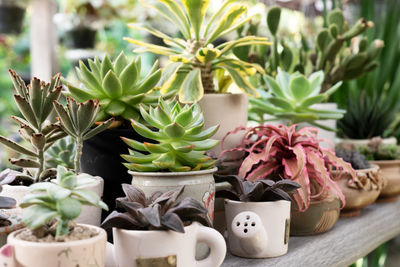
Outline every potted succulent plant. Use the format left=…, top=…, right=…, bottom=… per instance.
left=45, top=136, right=76, bottom=169
left=355, top=138, right=400, bottom=202
left=0, top=0, right=27, bottom=35
left=0, top=70, right=66, bottom=207
left=101, top=185, right=226, bottom=267
left=121, top=98, right=219, bottom=221
left=125, top=0, right=270, bottom=156
left=0, top=169, right=24, bottom=247
left=215, top=174, right=299, bottom=258
left=3, top=166, right=108, bottom=267
left=332, top=147, right=385, bottom=217
left=221, top=124, right=356, bottom=235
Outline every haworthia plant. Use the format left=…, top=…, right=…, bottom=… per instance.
left=64, top=52, right=174, bottom=122
left=21, top=165, right=108, bottom=237
left=125, top=0, right=270, bottom=103
left=121, top=99, right=219, bottom=172
left=53, top=97, right=114, bottom=173
left=0, top=70, right=66, bottom=182
left=249, top=69, right=345, bottom=130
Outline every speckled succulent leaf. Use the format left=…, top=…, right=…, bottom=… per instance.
left=122, top=99, right=218, bottom=172
left=101, top=184, right=209, bottom=232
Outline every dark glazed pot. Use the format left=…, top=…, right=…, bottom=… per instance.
left=0, top=5, right=25, bottom=34
left=81, top=126, right=146, bottom=215
left=65, top=27, right=97, bottom=49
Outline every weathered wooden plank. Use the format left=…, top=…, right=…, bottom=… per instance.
left=222, top=199, right=400, bottom=267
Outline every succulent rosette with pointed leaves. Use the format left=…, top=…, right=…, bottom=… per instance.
left=221, top=124, right=356, bottom=211
left=101, top=185, right=210, bottom=233
left=64, top=52, right=173, bottom=122
left=125, top=0, right=270, bottom=103
left=249, top=69, right=345, bottom=130
left=121, top=99, right=219, bottom=172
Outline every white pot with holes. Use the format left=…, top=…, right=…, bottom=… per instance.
left=224, top=199, right=291, bottom=258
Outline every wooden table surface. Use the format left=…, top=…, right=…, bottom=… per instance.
left=222, top=198, right=400, bottom=267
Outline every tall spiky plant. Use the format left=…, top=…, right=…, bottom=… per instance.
left=0, top=70, right=66, bottom=182
left=125, top=0, right=270, bottom=103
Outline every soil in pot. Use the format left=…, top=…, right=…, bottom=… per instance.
left=65, top=27, right=97, bottom=49
left=0, top=5, right=25, bottom=34
left=81, top=123, right=151, bottom=215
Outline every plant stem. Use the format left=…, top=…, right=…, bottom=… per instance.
left=74, top=138, right=82, bottom=174
left=201, top=63, right=215, bottom=94
left=56, top=219, right=70, bottom=237
left=36, top=148, right=44, bottom=182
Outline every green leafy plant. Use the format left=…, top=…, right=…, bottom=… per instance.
left=45, top=137, right=76, bottom=169
left=64, top=52, right=173, bottom=122
left=20, top=165, right=108, bottom=237
left=0, top=70, right=66, bottom=182
left=214, top=174, right=300, bottom=202
left=121, top=99, right=219, bottom=172
left=249, top=69, right=344, bottom=130
left=0, top=169, right=18, bottom=226
left=125, top=0, right=270, bottom=103
left=53, top=97, right=114, bottom=173
left=356, top=138, right=400, bottom=161
left=101, top=185, right=210, bottom=233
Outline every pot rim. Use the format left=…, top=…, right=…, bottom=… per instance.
left=202, top=93, right=247, bottom=97
left=128, top=167, right=217, bottom=177
left=330, top=163, right=379, bottom=174
left=224, top=199, right=291, bottom=206
left=336, top=136, right=397, bottom=144
left=370, top=159, right=400, bottom=165
left=113, top=221, right=198, bottom=235
left=7, top=224, right=106, bottom=247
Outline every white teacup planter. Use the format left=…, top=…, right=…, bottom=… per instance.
left=5, top=224, right=107, bottom=267
left=112, top=222, right=226, bottom=267
left=225, top=199, right=291, bottom=258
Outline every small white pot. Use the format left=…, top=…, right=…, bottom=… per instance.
left=0, top=185, right=29, bottom=217
left=129, top=168, right=217, bottom=221
left=224, top=199, right=291, bottom=258
left=112, top=222, right=226, bottom=267
left=199, top=93, right=248, bottom=158
left=6, top=224, right=107, bottom=267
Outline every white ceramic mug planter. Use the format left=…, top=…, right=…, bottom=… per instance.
left=199, top=93, right=248, bottom=158
left=6, top=224, right=107, bottom=267
left=225, top=199, right=291, bottom=258
left=112, top=222, right=226, bottom=267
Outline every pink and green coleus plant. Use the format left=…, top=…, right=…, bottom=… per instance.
left=220, top=124, right=356, bottom=211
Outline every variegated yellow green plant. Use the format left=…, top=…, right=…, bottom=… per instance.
left=121, top=99, right=219, bottom=172
left=64, top=52, right=173, bottom=122
left=125, top=0, right=270, bottom=103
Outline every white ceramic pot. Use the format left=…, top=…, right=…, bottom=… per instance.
left=336, top=137, right=397, bottom=147
left=199, top=93, right=248, bottom=158
left=6, top=224, right=107, bottom=267
left=75, top=175, right=104, bottom=226
left=224, top=199, right=291, bottom=258
left=129, top=168, right=217, bottom=221
left=0, top=185, right=29, bottom=217
left=112, top=222, right=226, bottom=267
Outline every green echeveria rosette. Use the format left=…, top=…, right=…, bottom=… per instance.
left=64, top=51, right=174, bottom=123
left=121, top=99, right=219, bottom=172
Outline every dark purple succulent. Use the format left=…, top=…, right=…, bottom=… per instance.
left=101, top=185, right=211, bottom=233
left=215, top=174, right=300, bottom=202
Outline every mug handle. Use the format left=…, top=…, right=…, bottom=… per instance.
left=195, top=224, right=226, bottom=267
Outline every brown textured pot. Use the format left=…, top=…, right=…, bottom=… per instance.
left=290, top=197, right=340, bottom=236
left=370, top=160, right=400, bottom=202
left=332, top=164, right=385, bottom=217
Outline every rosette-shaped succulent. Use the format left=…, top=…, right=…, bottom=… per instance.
left=46, top=137, right=76, bottom=169
left=65, top=52, right=173, bottom=122
left=121, top=99, right=219, bottom=172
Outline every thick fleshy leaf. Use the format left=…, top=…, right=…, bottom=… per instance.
left=179, top=69, right=203, bottom=103
left=289, top=75, right=310, bottom=101
left=182, top=0, right=209, bottom=40
left=139, top=205, right=161, bottom=228
left=224, top=66, right=258, bottom=97
left=103, top=70, right=123, bottom=98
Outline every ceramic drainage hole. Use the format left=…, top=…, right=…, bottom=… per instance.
left=236, top=222, right=240, bottom=226
left=246, top=215, right=250, bottom=220
left=251, top=222, right=256, bottom=227
left=244, top=223, right=248, bottom=227
left=244, top=229, right=248, bottom=233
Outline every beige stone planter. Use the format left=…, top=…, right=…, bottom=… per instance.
left=225, top=200, right=290, bottom=258
left=290, top=197, right=340, bottom=236
left=199, top=93, right=248, bottom=158
left=129, top=168, right=217, bottom=221
left=112, top=222, right=226, bottom=267
left=6, top=224, right=107, bottom=267
left=370, top=160, right=400, bottom=202
left=332, top=164, right=384, bottom=216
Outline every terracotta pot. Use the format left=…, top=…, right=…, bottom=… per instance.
left=370, top=160, right=400, bottom=202
left=7, top=224, right=107, bottom=267
left=199, top=93, right=248, bottom=158
left=112, top=222, right=226, bottom=267
left=290, top=197, right=340, bottom=235
left=0, top=216, right=24, bottom=247
left=332, top=164, right=384, bottom=217
left=129, top=168, right=217, bottom=221
left=224, top=200, right=290, bottom=258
